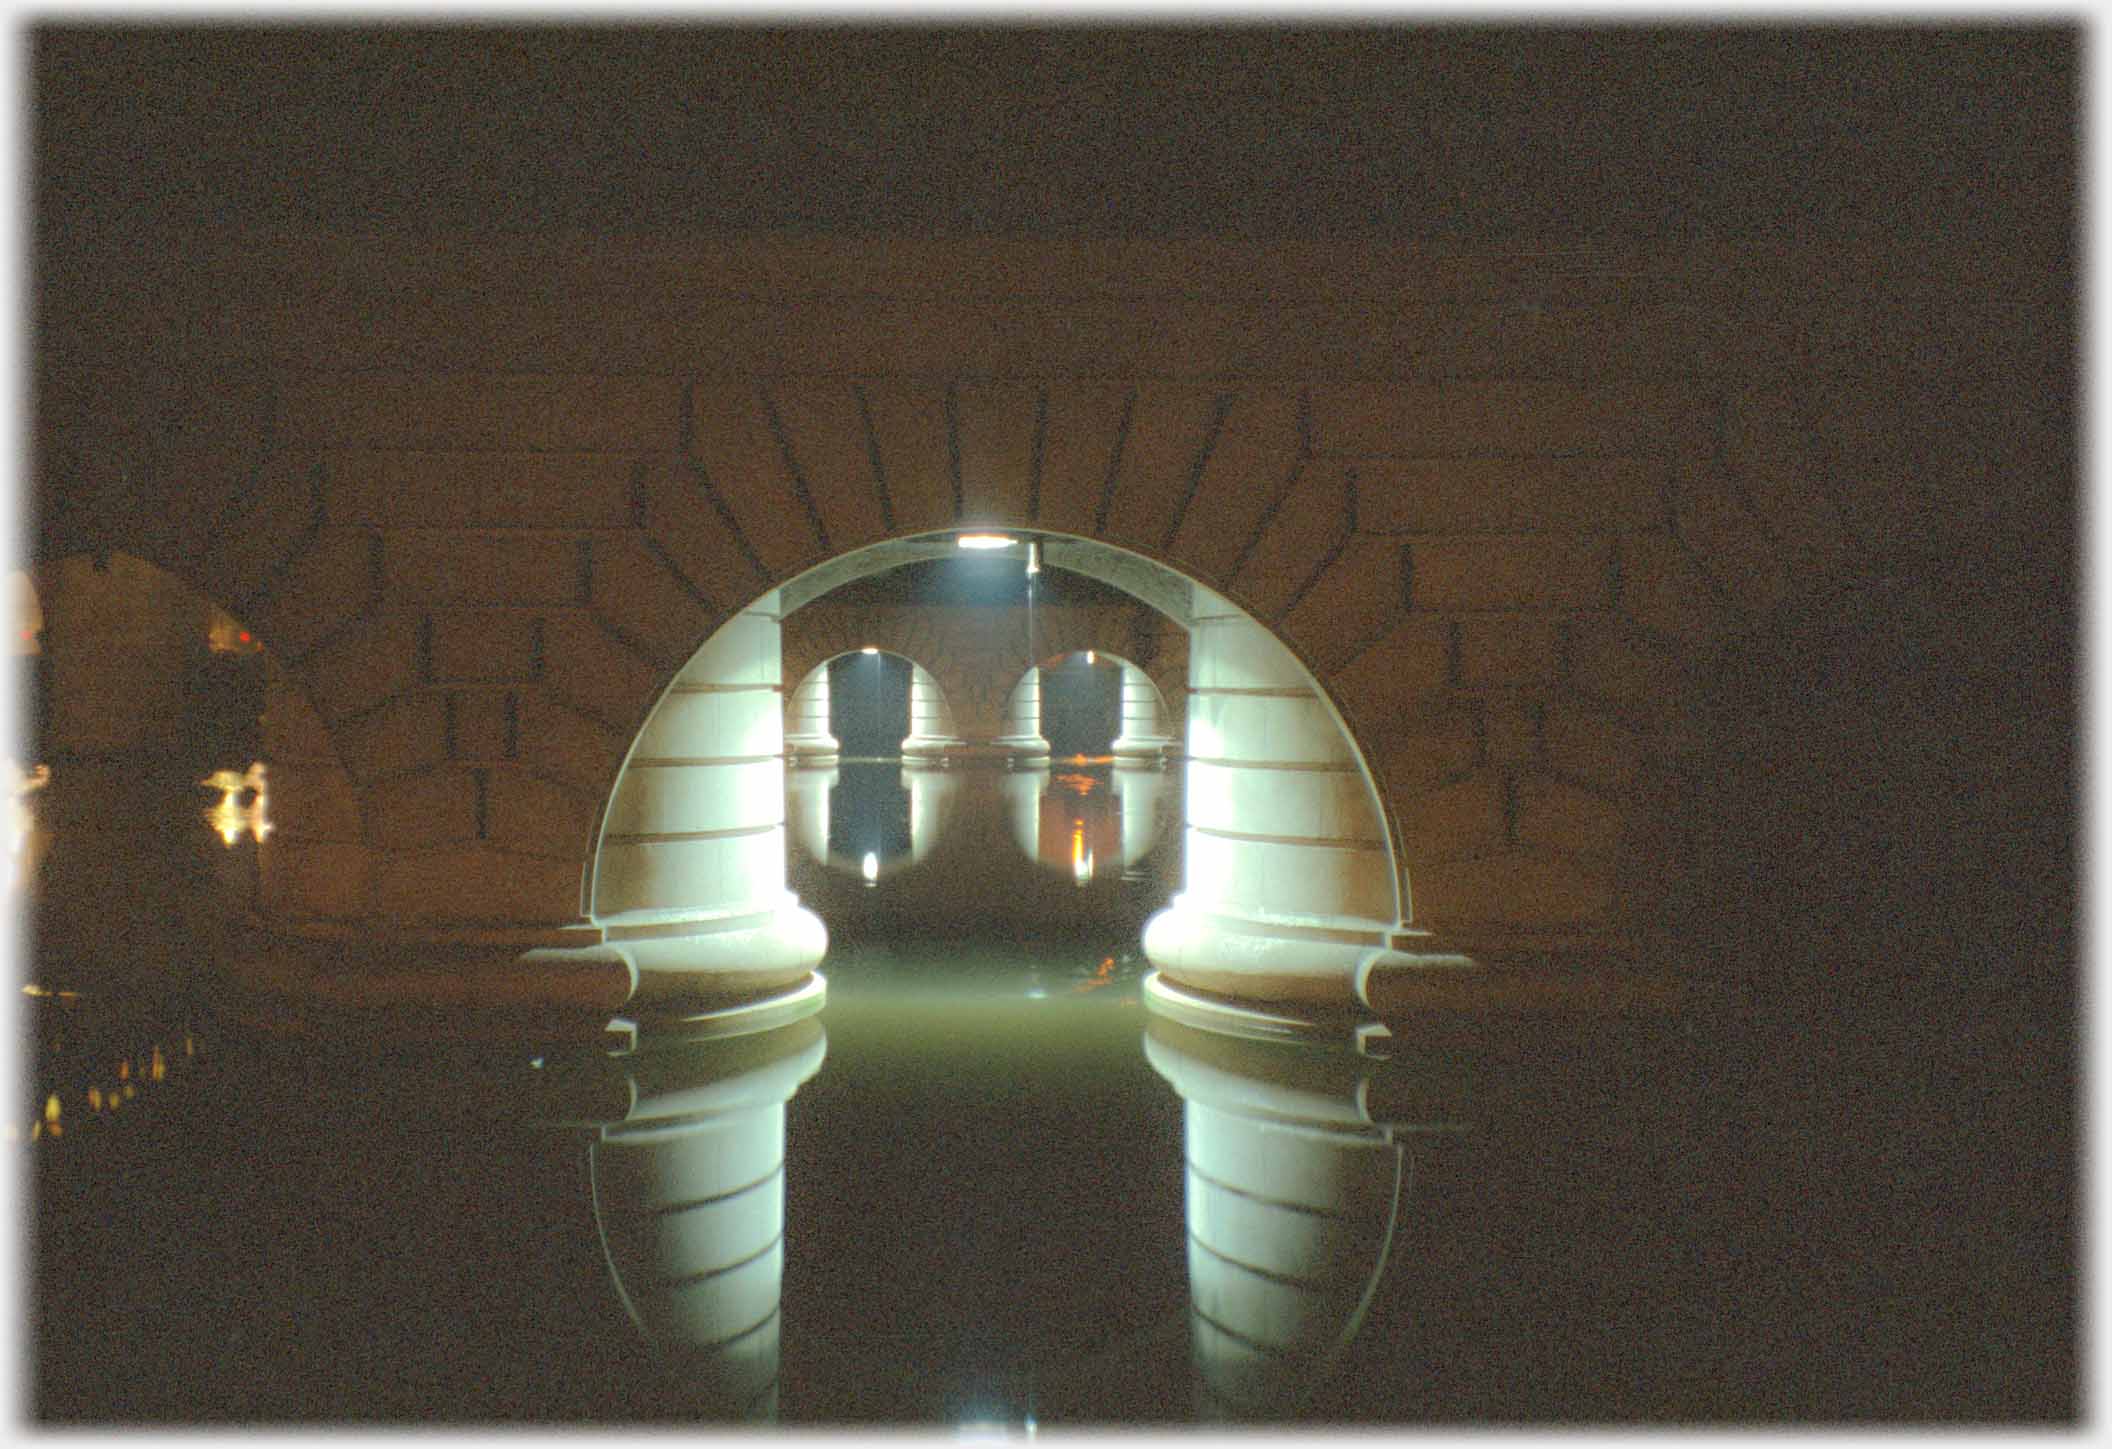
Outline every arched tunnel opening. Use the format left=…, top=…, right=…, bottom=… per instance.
left=591, top=530, right=1431, bottom=1024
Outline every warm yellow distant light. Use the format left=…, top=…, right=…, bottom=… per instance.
left=43, top=1095, right=60, bottom=1123
left=956, top=533, right=1016, bottom=550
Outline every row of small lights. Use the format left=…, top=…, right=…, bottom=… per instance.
left=18, top=988, right=196, bottom=1144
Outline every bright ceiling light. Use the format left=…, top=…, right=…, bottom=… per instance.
left=861, top=646, right=879, bottom=655
left=956, top=533, right=1016, bottom=550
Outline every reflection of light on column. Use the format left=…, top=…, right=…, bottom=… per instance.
left=7, top=759, right=50, bottom=890
left=1071, top=822, right=1093, bottom=885
left=861, top=851, right=878, bottom=884
left=201, top=762, right=272, bottom=847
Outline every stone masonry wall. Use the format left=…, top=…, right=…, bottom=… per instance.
left=31, top=236, right=2065, bottom=956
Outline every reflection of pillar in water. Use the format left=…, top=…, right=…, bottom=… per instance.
left=556, top=1014, right=825, bottom=1421
left=1115, top=764, right=1164, bottom=864
left=902, top=763, right=958, bottom=869
left=900, top=663, right=961, bottom=761
left=588, top=596, right=827, bottom=1009
left=1141, top=1004, right=1424, bottom=1422
left=784, top=764, right=837, bottom=868
left=1111, top=660, right=1176, bottom=763
left=782, top=665, right=839, bottom=765
left=1000, top=765, right=1050, bottom=861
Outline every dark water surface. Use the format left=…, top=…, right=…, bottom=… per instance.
left=20, top=754, right=2080, bottom=1424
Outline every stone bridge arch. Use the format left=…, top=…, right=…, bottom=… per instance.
left=29, top=236, right=1994, bottom=1015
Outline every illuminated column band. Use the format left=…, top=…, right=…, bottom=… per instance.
left=781, top=665, right=839, bottom=765
left=1111, top=660, right=1176, bottom=764
left=992, top=667, right=1053, bottom=765
left=1144, top=586, right=1434, bottom=1011
left=900, top=662, right=962, bottom=761
left=584, top=596, right=827, bottom=1012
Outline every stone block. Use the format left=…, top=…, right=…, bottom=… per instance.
left=1394, top=770, right=1508, bottom=862
left=769, top=381, right=893, bottom=550
left=481, top=767, right=603, bottom=862
left=192, top=454, right=324, bottom=608
left=321, top=451, right=482, bottom=528
left=260, top=664, right=340, bottom=762
left=1164, top=388, right=1304, bottom=589
left=1407, top=850, right=1617, bottom=930
left=1565, top=618, right=1696, bottom=718
left=1280, top=534, right=1412, bottom=675
left=1326, top=615, right=1452, bottom=723
left=1036, top=382, right=1133, bottom=539
left=1230, top=462, right=1357, bottom=620
left=1355, top=701, right=1480, bottom=798
left=636, top=455, right=771, bottom=613
left=363, top=766, right=481, bottom=849
left=515, top=691, right=626, bottom=796
left=689, top=381, right=824, bottom=578
left=1541, top=704, right=1643, bottom=796
left=952, top=381, right=1041, bottom=527
left=857, top=382, right=956, bottom=536
left=1100, top=385, right=1225, bottom=555
left=259, top=761, right=362, bottom=844
left=1409, top=535, right=1613, bottom=612
left=587, top=534, right=717, bottom=669
left=538, top=614, right=663, bottom=734
left=1456, top=616, right=1562, bottom=687
left=241, top=528, right=380, bottom=662
left=429, top=610, right=543, bottom=684
left=1720, top=387, right=1858, bottom=584
left=369, top=846, right=584, bottom=926
left=1358, top=456, right=1668, bottom=534
left=1671, top=460, right=1794, bottom=616
left=479, top=452, right=638, bottom=529
left=1513, top=773, right=1624, bottom=855
left=294, top=612, right=423, bottom=723
left=384, top=531, right=584, bottom=607
left=334, top=692, right=449, bottom=784
left=449, top=691, right=515, bottom=762
left=1481, top=693, right=1540, bottom=767
left=1310, top=380, right=1718, bottom=458
left=258, top=840, right=371, bottom=921
left=1619, top=530, right=1737, bottom=656
left=279, top=372, right=684, bottom=451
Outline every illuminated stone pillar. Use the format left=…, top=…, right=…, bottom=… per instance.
left=991, top=667, right=1053, bottom=765
left=899, top=662, right=962, bottom=761
left=1144, top=587, right=1439, bottom=1013
left=574, top=1014, right=827, bottom=1420
left=1111, top=660, right=1176, bottom=764
left=586, top=595, right=826, bottom=1012
left=1141, top=1005, right=1413, bottom=1422
left=781, top=664, right=839, bottom=765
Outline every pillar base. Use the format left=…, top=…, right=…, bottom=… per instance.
left=1111, top=734, right=1176, bottom=763
left=586, top=894, right=829, bottom=1012
left=784, top=733, right=840, bottom=766
left=900, top=732, right=962, bottom=761
left=1143, top=896, right=1473, bottom=1012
